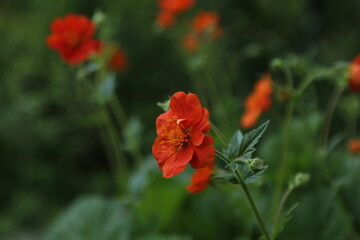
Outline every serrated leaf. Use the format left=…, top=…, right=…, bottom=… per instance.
left=244, top=166, right=268, bottom=184
left=238, top=121, right=269, bottom=158
left=212, top=173, right=238, bottom=184
left=273, top=202, right=300, bottom=237
left=225, top=162, right=240, bottom=171
left=224, top=130, right=243, bottom=159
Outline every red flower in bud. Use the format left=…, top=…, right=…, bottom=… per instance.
left=156, top=10, right=176, bottom=28
left=348, top=138, right=360, bottom=154
left=186, top=157, right=214, bottom=193
left=349, top=54, right=360, bottom=92
left=241, top=74, right=273, bottom=128
left=108, top=48, right=127, bottom=72
left=46, top=14, right=101, bottom=65
left=158, top=0, right=195, bottom=14
left=152, top=91, right=215, bottom=178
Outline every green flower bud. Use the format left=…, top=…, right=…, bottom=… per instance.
left=289, top=172, right=310, bottom=190
left=248, top=158, right=264, bottom=171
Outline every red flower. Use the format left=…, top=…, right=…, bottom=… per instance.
left=192, top=11, right=219, bottom=32
left=182, top=11, right=223, bottom=54
left=156, top=10, right=176, bottom=28
left=158, top=0, right=195, bottom=14
left=241, top=109, right=261, bottom=129
left=186, top=157, right=214, bottom=193
left=241, top=74, right=273, bottom=128
left=349, top=54, right=360, bottom=92
left=348, top=138, right=360, bottom=154
left=107, top=48, right=128, bottom=72
left=152, top=91, right=215, bottom=178
left=46, top=14, right=101, bottom=65
left=182, top=34, right=198, bottom=54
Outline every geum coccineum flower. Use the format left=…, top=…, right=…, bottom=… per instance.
left=348, top=138, right=360, bottom=154
left=156, top=10, right=176, bottom=28
left=349, top=54, right=360, bottom=92
left=107, top=47, right=128, bottom=72
left=182, top=11, right=223, bottom=54
left=46, top=14, right=101, bottom=65
left=156, top=0, right=195, bottom=28
left=241, top=74, right=273, bottom=128
left=191, top=11, right=222, bottom=38
left=158, top=0, right=195, bottom=14
left=152, top=91, right=215, bottom=178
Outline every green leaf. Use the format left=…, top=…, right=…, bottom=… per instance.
left=45, top=196, right=131, bottom=240
left=136, top=177, right=186, bottom=231
left=273, top=203, right=300, bottom=237
left=238, top=121, right=269, bottom=159
left=224, top=130, right=243, bottom=159
left=243, top=166, right=268, bottom=184
left=212, top=173, right=238, bottom=184
left=157, top=99, right=170, bottom=112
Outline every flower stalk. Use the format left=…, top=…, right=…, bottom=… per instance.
left=215, top=150, right=271, bottom=240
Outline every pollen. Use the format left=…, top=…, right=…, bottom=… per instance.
left=160, top=116, right=191, bottom=155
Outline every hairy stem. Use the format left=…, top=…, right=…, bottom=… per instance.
left=216, top=150, right=271, bottom=240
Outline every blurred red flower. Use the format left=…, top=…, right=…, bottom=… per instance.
left=158, top=0, right=195, bottom=14
left=107, top=48, right=128, bottom=72
left=348, top=138, right=360, bottom=154
left=152, top=91, right=215, bottom=178
left=241, top=74, right=273, bottom=128
left=156, top=0, right=195, bottom=28
left=191, top=11, right=222, bottom=37
left=156, top=10, right=176, bottom=28
left=182, top=34, right=198, bottom=53
left=186, top=157, right=214, bottom=193
left=182, top=11, right=223, bottom=54
left=349, top=54, right=360, bottom=92
left=46, top=14, right=101, bottom=65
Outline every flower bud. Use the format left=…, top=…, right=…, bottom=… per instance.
left=248, top=158, right=265, bottom=171
left=289, top=172, right=310, bottom=190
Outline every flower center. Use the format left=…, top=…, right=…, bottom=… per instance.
left=160, top=116, right=190, bottom=155
left=66, top=33, right=82, bottom=48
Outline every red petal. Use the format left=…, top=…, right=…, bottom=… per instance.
left=152, top=137, right=169, bottom=169
left=186, top=158, right=214, bottom=193
left=155, top=110, right=173, bottom=135
left=170, top=92, right=203, bottom=126
left=191, top=108, right=210, bottom=146
left=46, top=35, right=64, bottom=50
left=189, top=135, right=215, bottom=169
left=162, top=147, right=194, bottom=178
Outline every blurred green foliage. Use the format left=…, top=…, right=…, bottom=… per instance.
left=1, top=0, right=360, bottom=239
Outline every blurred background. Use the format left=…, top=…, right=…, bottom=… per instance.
left=0, top=0, right=360, bottom=239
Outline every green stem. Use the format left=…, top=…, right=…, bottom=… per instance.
left=98, top=125, right=124, bottom=194
left=211, top=123, right=229, bottom=148
left=320, top=86, right=344, bottom=150
left=283, top=63, right=293, bottom=88
left=295, top=74, right=315, bottom=96
left=318, top=86, right=344, bottom=182
left=215, top=150, right=271, bottom=240
left=271, top=187, right=292, bottom=240
left=78, top=78, right=128, bottom=194
left=109, top=98, right=143, bottom=166
left=109, top=97, right=128, bottom=129
left=272, top=99, right=295, bottom=220
left=102, top=110, right=129, bottom=182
